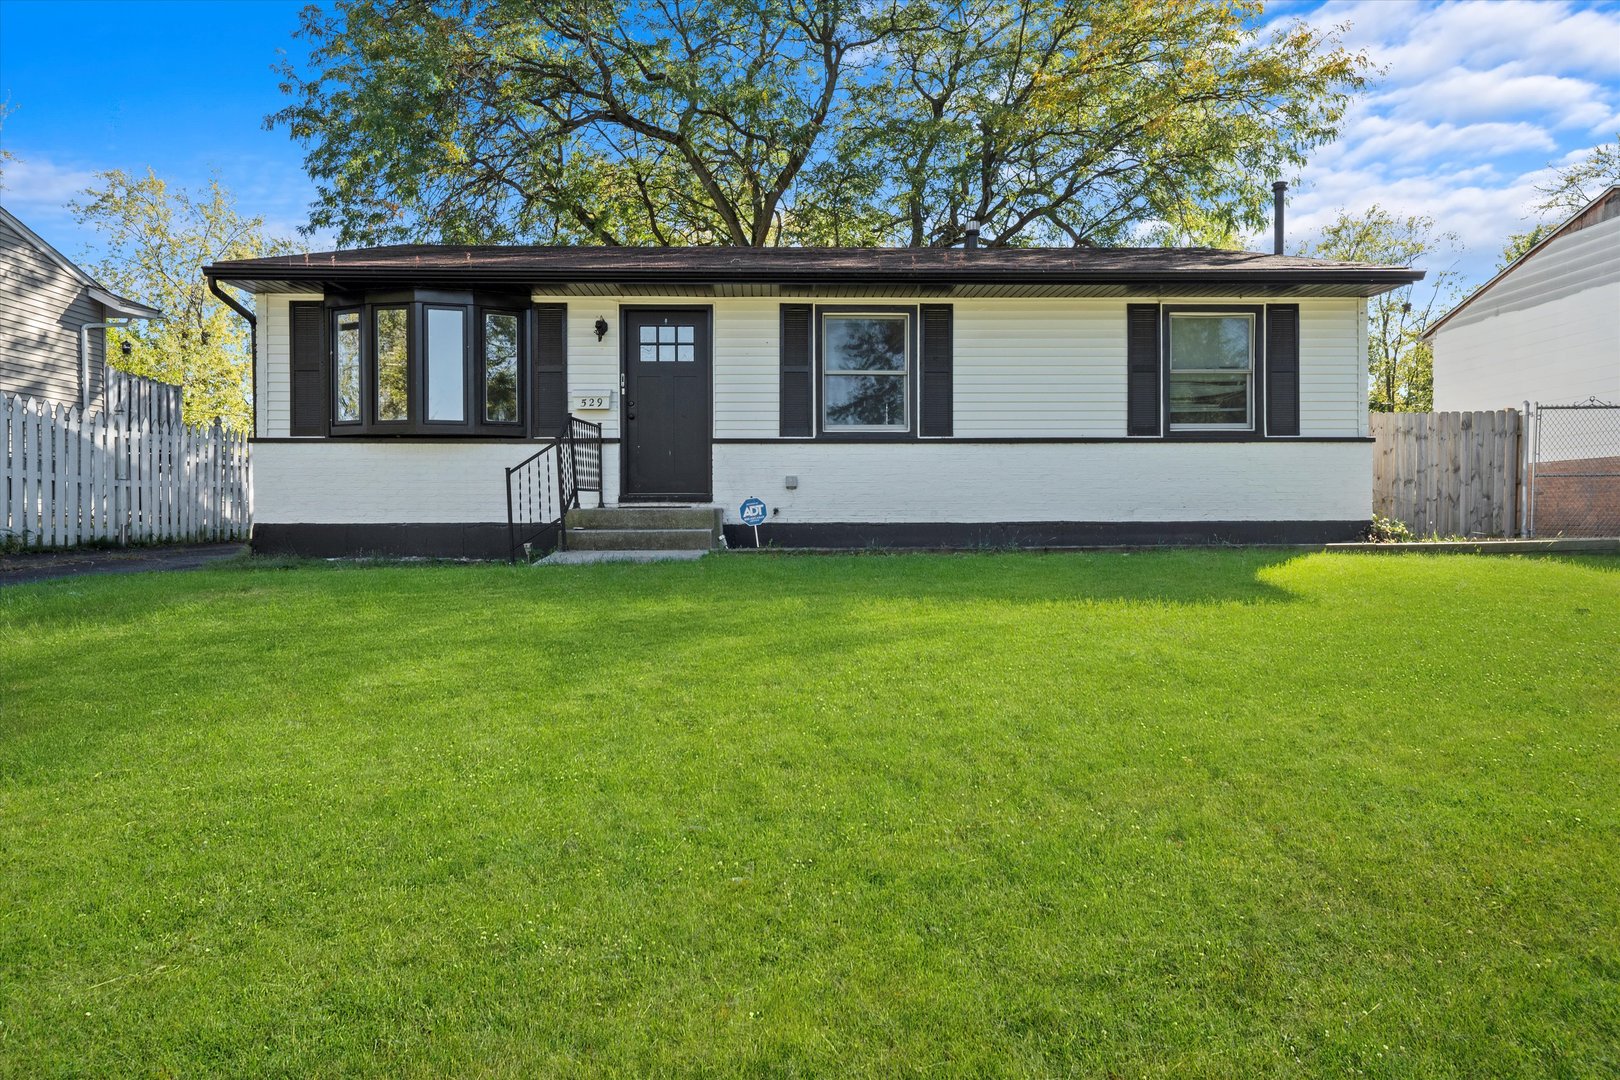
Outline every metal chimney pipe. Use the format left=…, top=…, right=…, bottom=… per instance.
left=964, top=219, right=981, bottom=251
left=1272, top=181, right=1287, bottom=255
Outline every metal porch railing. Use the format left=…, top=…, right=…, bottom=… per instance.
left=504, top=416, right=603, bottom=562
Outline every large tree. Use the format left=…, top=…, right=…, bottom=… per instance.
left=71, top=170, right=298, bottom=432
left=273, top=0, right=1367, bottom=248
left=1305, top=206, right=1461, bottom=413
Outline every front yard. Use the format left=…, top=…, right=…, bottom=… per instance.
left=1, top=551, right=1616, bottom=1076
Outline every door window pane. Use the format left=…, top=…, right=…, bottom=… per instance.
left=484, top=313, right=519, bottom=423
left=335, top=311, right=361, bottom=422
left=426, top=308, right=465, bottom=422
left=1168, top=313, right=1253, bottom=429
left=375, top=307, right=410, bottom=421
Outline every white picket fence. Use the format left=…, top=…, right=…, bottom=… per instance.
left=2, top=391, right=250, bottom=549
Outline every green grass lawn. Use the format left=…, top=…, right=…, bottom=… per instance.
left=2, top=551, right=1617, bottom=1077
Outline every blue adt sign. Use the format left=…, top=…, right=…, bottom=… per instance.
left=739, top=498, right=768, bottom=527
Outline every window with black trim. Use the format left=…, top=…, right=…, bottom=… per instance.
left=334, top=309, right=361, bottom=424
left=483, top=312, right=520, bottom=424
left=324, top=290, right=528, bottom=436
left=822, top=312, right=909, bottom=431
left=1167, top=312, right=1255, bottom=431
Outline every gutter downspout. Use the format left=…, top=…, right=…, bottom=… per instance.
left=209, top=279, right=258, bottom=436
left=78, top=321, right=131, bottom=410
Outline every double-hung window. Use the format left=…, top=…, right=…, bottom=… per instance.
left=1167, top=312, right=1255, bottom=431
left=822, top=312, right=909, bottom=431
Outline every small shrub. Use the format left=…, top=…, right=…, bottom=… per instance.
left=1366, top=514, right=1415, bottom=543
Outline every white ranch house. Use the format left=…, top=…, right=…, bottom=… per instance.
left=204, top=244, right=1420, bottom=558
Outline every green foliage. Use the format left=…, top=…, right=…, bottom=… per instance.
left=70, top=170, right=298, bottom=432
left=1496, top=221, right=1556, bottom=272
left=2, top=552, right=1618, bottom=1074
left=1304, top=205, right=1462, bottom=412
left=1497, top=136, right=1620, bottom=271
left=1366, top=513, right=1415, bottom=543
left=271, top=0, right=1368, bottom=248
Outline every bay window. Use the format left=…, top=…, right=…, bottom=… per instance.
left=483, top=313, right=520, bottom=423
left=334, top=310, right=361, bottom=423
left=324, top=290, right=527, bottom=436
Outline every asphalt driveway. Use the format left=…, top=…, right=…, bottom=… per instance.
left=0, top=543, right=245, bottom=586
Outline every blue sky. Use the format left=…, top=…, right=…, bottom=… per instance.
left=2, top=0, right=1618, bottom=291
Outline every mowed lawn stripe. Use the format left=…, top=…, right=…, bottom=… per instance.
left=1, top=551, right=1616, bottom=1077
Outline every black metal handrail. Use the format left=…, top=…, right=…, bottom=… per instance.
left=505, top=416, right=604, bottom=562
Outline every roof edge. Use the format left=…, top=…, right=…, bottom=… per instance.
left=88, top=286, right=164, bottom=320
left=1422, top=183, right=1620, bottom=340
left=1, top=204, right=164, bottom=320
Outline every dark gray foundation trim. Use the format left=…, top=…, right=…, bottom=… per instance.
left=711, top=436, right=1374, bottom=444
left=252, top=523, right=513, bottom=560
left=255, top=519, right=1369, bottom=558
left=721, top=520, right=1368, bottom=549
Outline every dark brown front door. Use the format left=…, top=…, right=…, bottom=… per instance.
left=622, top=308, right=712, bottom=501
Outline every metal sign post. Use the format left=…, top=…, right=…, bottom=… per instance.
left=739, top=497, right=767, bottom=548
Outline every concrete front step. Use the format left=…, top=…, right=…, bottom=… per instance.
left=567, top=527, right=716, bottom=551
left=567, top=506, right=722, bottom=533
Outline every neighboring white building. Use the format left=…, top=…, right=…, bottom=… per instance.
left=1426, top=185, right=1620, bottom=412
left=204, top=245, right=1419, bottom=557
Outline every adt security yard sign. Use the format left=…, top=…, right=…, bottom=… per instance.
left=739, top=497, right=767, bottom=546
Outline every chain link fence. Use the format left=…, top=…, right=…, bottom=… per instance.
left=1530, top=400, right=1620, bottom=538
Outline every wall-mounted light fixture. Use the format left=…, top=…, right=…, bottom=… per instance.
left=594, top=317, right=609, bottom=341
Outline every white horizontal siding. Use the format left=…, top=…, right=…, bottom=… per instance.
left=1433, top=214, right=1620, bottom=411
left=542, top=294, right=783, bottom=439
left=1434, top=282, right=1620, bottom=411
left=1298, top=297, right=1364, bottom=436
left=254, top=292, right=1369, bottom=439
left=0, top=217, right=106, bottom=407
left=259, top=293, right=320, bottom=437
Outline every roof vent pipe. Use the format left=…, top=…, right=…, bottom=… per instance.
left=1272, top=181, right=1287, bottom=256
left=964, top=219, right=981, bottom=251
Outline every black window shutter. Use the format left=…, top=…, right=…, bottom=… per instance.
left=532, top=303, right=567, bottom=435
left=780, top=303, right=813, bottom=437
left=919, top=304, right=953, bottom=437
left=1126, top=304, right=1161, bottom=437
left=1266, top=304, right=1300, bottom=437
left=289, top=301, right=326, bottom=436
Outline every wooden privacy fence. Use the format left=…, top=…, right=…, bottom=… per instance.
left=1371, top=410, right=1522, bottom=537
left=108, top=367, right=184, bottom=428
left=2, top=391, right=250, bottom=549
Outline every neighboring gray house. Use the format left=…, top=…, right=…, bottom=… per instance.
left=1426, top=185, right=1620, bottom=410
left=0, top=204, right=162, bottom=409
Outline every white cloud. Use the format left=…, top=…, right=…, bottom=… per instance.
left=1323, top=114, right=1557, bottom=167
left=1313, top=0, right=1620, bottom=80
left=1271, top=1, right=1620, bottom=286
left=1378, top=65, right=1612, bottom=128
left=0, top=154, right=95, bottom=211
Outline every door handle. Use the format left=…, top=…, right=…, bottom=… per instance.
left=625, top=398, right=636, bottom=420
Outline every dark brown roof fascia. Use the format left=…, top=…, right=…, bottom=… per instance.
left=203, top=263, right=1422, bottom=290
